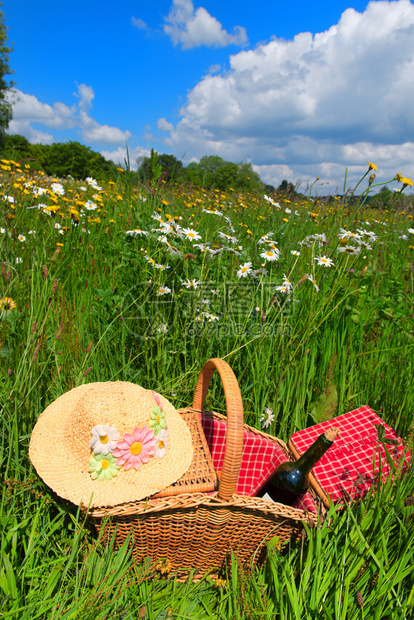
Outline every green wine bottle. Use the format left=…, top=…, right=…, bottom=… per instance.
left=270, top=427, right=340, bottom=495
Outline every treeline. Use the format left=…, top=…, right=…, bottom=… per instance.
left=3, top=134, right=117, bottom=180
left=3, top=134, right=270, bottom=193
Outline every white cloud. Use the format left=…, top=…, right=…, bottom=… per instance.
left=132, top=17, right=147, bottom=30
left=100, top=145, right=151, bottom=170
left=163, top=0, right=248, bottom=49
left=167, top=0, right=414, bottom=191
left=6, top=89, right=77, bottom=129
left=6, top=85, right=132, bottom=146
left=157, top=117, right=174, bottom=132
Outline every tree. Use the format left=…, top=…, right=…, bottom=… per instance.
left=0, top=4, right=13, bottom=153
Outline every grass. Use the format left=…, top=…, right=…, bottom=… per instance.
left=1, top=159, right=414, bottom=618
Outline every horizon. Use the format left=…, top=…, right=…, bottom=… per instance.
left=3, top=0, right=414, bottom=196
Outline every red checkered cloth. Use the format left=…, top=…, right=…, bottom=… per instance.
left=199, top=413, right=319, bottom=513
left=289, top=405, right=411, bottom=505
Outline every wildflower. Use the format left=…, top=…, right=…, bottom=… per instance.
left=15, top=257, right=23, bottom=264
left=218, top=231, right=238, bottom=244
left=88, top=453, right=121, bottom=481
left=28, top=230, right=36, bottom=236
left=260, top=248, right=280, bottom=262
left=193, top=242, right=210, bottom=252
left=0, top=228, right=5, bottom=234
left=157, top=286, right=171, bottom=296
left=275, top=284, right=290, bottom=294
left=182, top=227, right=202, bottom=242
left=202, top=208, right=223, bottom=216
left=155, top=263, right=170, bottom=271
left=154, top=429, right=168, bottom=458
left=338, top=245, right=361, bottom=255
left=264, top=195, right=281, bottom=209
left=291, top=250, right=300, bottom=256
left=51, top=182, right=65, bottom=195
left=113, top=426, right=157, bottom=471
left=251, top=268, right=268, bottom=278
left=151, top=213, right=164, bottom=223
left=126, top=229, right=149, bottom=237
left=314, top=256, right=334, bottom=267
left=84, top=200, right=97, bottom=211
left=183, top=279, right=201, bottom=289
left=86, top=177, right=102, bottom=191
left=306, top=274, right=320, bottom=292
left=257, top=232, right=274, bottom=245
left=0, top=297, right=16, bottom=311
left=399, top=177, right=413, bottom=188
left=17, top=234, right=26, bottom=242
left=400, top=234, right=409, bottom=241
left=237, top=262, right=253, bottom=278
left=90, top=425, right=120, bottom=455
left=201, top=312, right=219, bottom=322
left=260, top=406, right=275, bottom=429
left=368, top=162, right=377, bottom=171
left=408, top=228, right=414, bottom=234
left=157, top=323, right=168, bottom=333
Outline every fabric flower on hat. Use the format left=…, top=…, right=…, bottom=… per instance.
left=149, top=405, right=167, bottom=435
left=154, top=429, right=168, bottom=459
left=90, top=424, right=120, bottom=455
left=113, top=426, right=156, bottom=470
left=89, top=453, right=120, bottom=481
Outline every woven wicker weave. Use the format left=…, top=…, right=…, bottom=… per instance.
left=89, top=359, right=317, bottom=578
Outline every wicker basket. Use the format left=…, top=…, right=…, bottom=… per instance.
left=88, top=359, right=318, bottom=578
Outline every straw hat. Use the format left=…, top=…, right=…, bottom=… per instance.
left=29, top=381, right=194, bottom=508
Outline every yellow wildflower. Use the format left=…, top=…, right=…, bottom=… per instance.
left=368, top=162, right=377, bottom=171
left=0, top=297, right=17, bottom=311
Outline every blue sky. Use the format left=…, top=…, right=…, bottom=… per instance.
left=3, top=0, right=414, bottom=193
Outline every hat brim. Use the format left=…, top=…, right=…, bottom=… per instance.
left=29, top=382, right=194, bottom=508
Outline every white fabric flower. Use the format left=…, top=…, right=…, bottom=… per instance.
left=154, top=429, right=168, bottom=459
left=90, top=425, right=120, bottom=455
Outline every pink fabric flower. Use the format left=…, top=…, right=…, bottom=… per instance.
left=113, top=426, right=156, bottom=471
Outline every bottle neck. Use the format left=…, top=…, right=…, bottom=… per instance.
left=295, top=433, right=333, bottom=475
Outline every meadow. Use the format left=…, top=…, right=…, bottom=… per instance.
left=1, top=158, right=414, bottom=619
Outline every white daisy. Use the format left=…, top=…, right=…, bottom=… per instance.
left=126, top=229, right=149, bottom=237
left=218, top=231, right=238, bottom=244
left=16, top=257, right=23, bottom=264
left=260, top=406, right=275, bottom=429
left=237, top=262, right=253, bottom=278
left=264, top=195, right=281, bottom=209
left=50, top=183, right=65, bottom=196
left=260, top=248, right=280, bottom=262
left=90, top=425, right=120, bottom=455
left=314, top=256, right=334, bottom=267
left=18, top=234, right=26, bottom=242
left=182, top=227, right=202, bottom=242
left=84, top=200, right=97, bottom=211
left=183, top=279, right=201, bottom=289
left=291, top=250, right=300, bottom=256
left=157, top=286, right=171, bottom=296
left=306, top=274, right=320, bottom=292
left=408, top=228, right=414, bottom=234
left=86, top=177, right=102, bottom=191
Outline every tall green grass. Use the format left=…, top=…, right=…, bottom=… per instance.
left=1, top=161, right=414, bottom=618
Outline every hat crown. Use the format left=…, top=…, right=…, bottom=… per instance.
left=72, top=382, right=156, bottom=435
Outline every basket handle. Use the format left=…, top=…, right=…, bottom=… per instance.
left=192, top=358, right=244, bottom=501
